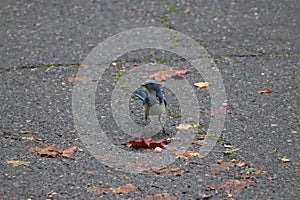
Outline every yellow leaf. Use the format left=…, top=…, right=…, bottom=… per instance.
left=176, top=124, right=193, bottom=130
left=194, top=82, right=211, bottom=88
left=281, top=157, right=290, bottom=163
left=7, top=160, right=30, bottom=167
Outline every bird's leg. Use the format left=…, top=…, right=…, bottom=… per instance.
left=158, top=115, right=165, bottom=133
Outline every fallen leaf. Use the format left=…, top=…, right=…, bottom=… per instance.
left=46, top=190, right=58, bottom=198
left=7, top=160, right=30, bottom=167
left=122, top=137, right=168, bottom=149
left=198, top=192, right=213, bottom=199
left=281, top=157, right=290, bottom=163
left=29, top=146, right=77, bottom=158
left=61, top=146, right=77, bottom=157
left=29, top=146, right=62, bottom=157
left=152, top=167, right=183, bottom=176
left=192, top=140, right=204, bottom=146
left=236, top=162, right=247, bottom=167
left=88, top=185, right=110, bottom=195
left=20, top=130, right=38, bottom=134
left=144, top=67, right=189, bottom=82
left=67, top=76, right=92, bottom=82
left=144, top=193, right=179, bottom=200
left=176, top=124, right=193, bottom=130
left=194, top=82, right=211, bottom=88
left=257, top=89, right=272, bottom=94
left=217, top=160, right=223, bottom=164
left=205, top=179, right=251, bottom=195
left=223, top=144, right=233, bottom=148
left=22, top=136, right=35, bottom=141
left=175, top=150, right=199, bottom=159
left=111, top=184, right=136, bottom=194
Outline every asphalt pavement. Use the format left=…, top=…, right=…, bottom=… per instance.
left=1, top=1, right=299, bottom=199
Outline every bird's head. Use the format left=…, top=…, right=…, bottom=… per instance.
left=142, top=79, right=161, bottom=91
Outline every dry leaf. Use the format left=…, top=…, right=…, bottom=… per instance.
left=257, top=89, right=272, bottom=94
left=61, top=146, right=77, bottom=157
left=29, top=146, right=62, bottom=157
left=236, top=162, right=247, bottom=167
left=144, top=67, right=189, bottom=82
left=122, top=137, right=168, bottom=149
left=29, top=146, right=77, bottom=158
left=46, top=190, right=58, bottom=197
left=281, top=157, right=290, bottom=163
left=192, top=140, right=204, bottom=146
left=194, top=82, right=211, bottom=88
left=7, top=160, right=30, bottom=167
left=223, top=144, right=233, bottom=148
left=144, top=193, right=179, bottom=200
left=205, top=179, right=251, bottom=195
left=22, top=136, right=35, bottom=141
left=176, top=124, right=193, bottom=130
left=152, top=167, right=183, bottom=176
left=89, top=185, right=110, bottom=195
left=198, top=192, right=213, bottom=199
left=175, top=150, right=199, bottom=159
left=111, top=184, right=136, bottom=194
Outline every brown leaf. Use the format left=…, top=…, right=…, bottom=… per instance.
left=46, top=190, right=58, bottom=198
left=29, top=146, right=77, bottom=158
left=205, top=179, right=251, bottom=195
left=111, top=184, right=136, bottom=194
left=198, top=192, right=213, bottom=199
left=281, top=157, right=290, bottom=163
left=236, top=161, right=247, bottom=167
left=91, top=185, right=111, bottom=195
left=192, top=140, right=204, bottom=146
left=22, top=136, right=36, bottom=141
left=143, top=67, right=189, bottom=82
left=144, top=193, right=179, bottom=200
left=67, top=76, right=92, bottom=82
left=61, top=146, right=77, bottom=157
left=29, top=146, right=62, bottom=157
left=175, top=150, right=199, bottom=159
left=122, top=137, right=168, bottom=149
left=152, top=167, right=183, bottom=176
left=257, top=89, right=272, bottom=94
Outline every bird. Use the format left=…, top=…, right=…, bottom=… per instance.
left=133, top=79, right=167, bottom=133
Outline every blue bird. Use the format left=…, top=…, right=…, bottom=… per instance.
left=133, top=79, right=167, bottom=133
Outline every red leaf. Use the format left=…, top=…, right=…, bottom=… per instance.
left=143, top=67, right=189, bottom=82
left=122, top=137, right=168, bottom=149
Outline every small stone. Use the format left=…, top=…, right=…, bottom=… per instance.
left=154, top=147, right=162, bottom=153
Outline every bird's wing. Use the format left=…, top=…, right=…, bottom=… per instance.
left=133, top=88, right=151, bottom=105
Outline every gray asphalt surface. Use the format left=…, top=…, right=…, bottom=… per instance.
left=1, top=0, right=299, bottom=199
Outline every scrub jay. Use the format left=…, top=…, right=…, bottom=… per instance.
left=133, top=79, right=167, bottom=133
